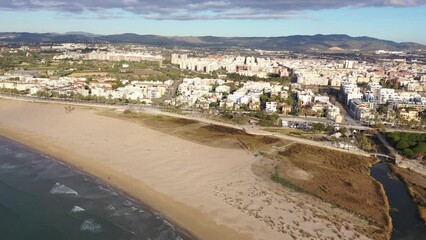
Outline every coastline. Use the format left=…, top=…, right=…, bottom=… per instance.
left=0, top=124, right=249, bottom=240
left=0, top=100, right=251, bottom=240
left=0, top=134, right=195, bottom=240
left=0, top=99, right=381, bottom=240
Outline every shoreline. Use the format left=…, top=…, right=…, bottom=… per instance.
left=0, top=134, right=196, bottom=240
left=0, top=99, right=254, bottom=240
left=0, top=127, right=249, bottom=240
left=0, top=99, right=384, bottom=240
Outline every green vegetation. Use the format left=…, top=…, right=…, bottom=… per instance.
left=421, top=110, right=426, bottom=125
left=380, top=79, right=401, bottom=90
left=34, top=90, right=141, bottom=104
left=219, top=109, right=280, bottom=127
left=220, top=111, right=249, bottom=125
left=227, top=73, right=292, bottom=84
left=0, top=51, right=49, bottom=71
left=0, top=87, right=29, bottom=95
left=249, top=111, right=280, bottom=126
left=376, top=104, right=389, bottom=115
left=385, top=132, right=426, bottom=158
left=311, top=123, right=325, bottom=132
left=354, top=132, right=375, bottom=152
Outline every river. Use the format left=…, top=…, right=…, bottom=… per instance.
left=370, top=162, right=426, bottom=240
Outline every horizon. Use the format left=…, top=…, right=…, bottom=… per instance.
left=1, top=31, right=424, bottom=45
left=0, top=1, right=425, bottom=44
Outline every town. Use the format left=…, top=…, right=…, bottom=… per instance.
left=1, top=43, right=425, bottom=128
left=1, top=43, right=426, bottom=170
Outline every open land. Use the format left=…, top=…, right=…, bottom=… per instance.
left=273, top=144, right=392, bottom=239
left=0, top=99, right=388, bottom=240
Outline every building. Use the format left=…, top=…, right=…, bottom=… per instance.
left=265, top=102, right=277, bottom=112
left=378, top=88, right=396, bottom=104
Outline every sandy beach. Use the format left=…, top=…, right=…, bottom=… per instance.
left=0, top=99, right=377, bottom=240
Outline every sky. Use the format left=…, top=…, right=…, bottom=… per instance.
left=0, top=0, right=425, bottom=44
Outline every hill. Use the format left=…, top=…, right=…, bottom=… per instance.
left=0, top=32, right=424, bottom=51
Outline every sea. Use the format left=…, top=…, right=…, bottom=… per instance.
left=0, top=136, right=190, bottom=240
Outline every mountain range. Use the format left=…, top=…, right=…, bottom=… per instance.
left=0, top=32, right=424, bottom=51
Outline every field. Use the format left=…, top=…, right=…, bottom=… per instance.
left=274, top=144, right=391, bottom=239
left=390, top=165, right=426, bottom=224
left=103, top=111, right=291, bottom=152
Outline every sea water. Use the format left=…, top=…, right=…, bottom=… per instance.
left=0, top=137, right=190, bottom=240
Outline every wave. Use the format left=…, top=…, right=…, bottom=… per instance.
left=105, top=205, right=116, bottom=211
left=123, top=200, right=134, bottom=206
left=80, top=219, right=102, bottom=233
left=0, top=162, right=19, bottom=170
left=156, top=229, right=184, bottom=240
left=111, top=208, right=131, bottom=217
left=50, top=183, right=78, bottom=196
left=71, top=206, right=85, bottom=213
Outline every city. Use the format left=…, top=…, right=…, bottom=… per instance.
left=0, top=1, right=426, bottom=240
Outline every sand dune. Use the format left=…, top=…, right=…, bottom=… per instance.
left=0, top=100, right=375, bottom=240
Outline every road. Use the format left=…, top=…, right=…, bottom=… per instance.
left=1, top=93, right=424, bottom=151
left=0, top=93, right=371, bottom=157
left=135, top=106, right=371, bottom=157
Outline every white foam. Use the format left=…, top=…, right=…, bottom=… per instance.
left=111, top=209, right=130, bottom=217
left=105, top=205, right=115, bottom=211
left=71, top=206, right=85, bottom=213
left=0, top=163, right=18, bottom=170
left=163, top=220, right=175, bottom=229
left=14, top=152, right=29, bottom=159
left=50, top=183, right=78, bottom=196
left=98, top=185, right=112, bottom=192
left=80, top=219, right=102, bottom=233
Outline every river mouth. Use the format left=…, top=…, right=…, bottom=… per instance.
left=370, top=162, right=426, bottom=240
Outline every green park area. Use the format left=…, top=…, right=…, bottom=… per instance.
left=385, top=132, right=426, bottom=160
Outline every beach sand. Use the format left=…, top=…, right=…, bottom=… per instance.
left=0, top=100, right=376, bottom=240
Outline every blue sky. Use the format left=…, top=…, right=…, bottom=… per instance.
left=0, top=0, right=425, bottom=44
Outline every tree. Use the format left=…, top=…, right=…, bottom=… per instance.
left=285, top=96, right=295, bottom=106
left=311, top=123, right=325, bottom=132
left=339, top=127, right=348, bottom=135
left=325, top=125, right=334, bottom=133
left=112, top=79, right=124, bottom=90
left=377, top=104, right=388, bottom=115
left=354, top=132, right=374, bottom=152
left=209, top=102, right=219, bottom=108
left=420, top=110, right=426, bottom=124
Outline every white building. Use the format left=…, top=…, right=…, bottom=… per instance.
left=265, top=102, right=277, bottom=112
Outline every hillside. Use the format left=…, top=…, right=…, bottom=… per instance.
left=0, top=32, right=424, bottom=51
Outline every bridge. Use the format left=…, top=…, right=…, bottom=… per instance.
left=370, top=153, right=395, bottom=161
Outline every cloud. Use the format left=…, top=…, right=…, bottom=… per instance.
left=0, top=0, right=424, bottom=20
